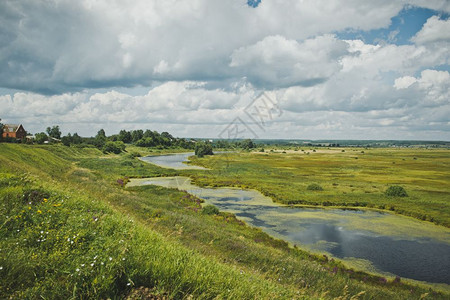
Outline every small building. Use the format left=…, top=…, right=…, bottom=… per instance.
left=2, top=124, right=27, bottom=140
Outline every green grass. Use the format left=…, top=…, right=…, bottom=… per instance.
left=1, top=144, right=449, bottom=299
left=188, top=148, right=450, bottom=227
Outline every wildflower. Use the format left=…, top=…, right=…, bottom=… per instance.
left=109, top=257, right=112, bottom=261
left=76, top=268, right=80, bottom=272
left=81, top=264, right=85, bottom=267
left=0, top=267, right=3, bottom=270
left=53, top=203, right=61, bottom=207
left=37, top=210, right=42, bottom=214
left=44, top=198, right=48, bottom=202
left=90, top=263, right=94, bottom=267
left=28, top=206, right=31, bottom=210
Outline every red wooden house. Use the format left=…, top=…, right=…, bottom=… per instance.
left=2, top=124, right=27, bottom=140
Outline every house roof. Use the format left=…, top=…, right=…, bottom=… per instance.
left=3, top=124, right=22, bottom=133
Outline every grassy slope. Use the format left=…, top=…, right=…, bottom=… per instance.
left=188, top=148, right=450, bottom=227
left=0, top=144, right=448, bottom=299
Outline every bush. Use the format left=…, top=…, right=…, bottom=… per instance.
left=195, top=143, right=213, bottom=158
left=385, top=185, right=408, bottom=197
left=307, top=183, right=323, bottom=191
left=202, top=204, right=219, bottom=215
left=103, top=141, right=125, bottom=154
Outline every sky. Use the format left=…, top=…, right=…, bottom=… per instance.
left=0, top=0, right=449, bottom=140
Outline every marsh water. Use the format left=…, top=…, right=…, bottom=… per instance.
left=140, top=152, right=207, bottom=170
left=131, top=154, right=450, bottom=285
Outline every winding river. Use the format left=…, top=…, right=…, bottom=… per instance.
left=133, top=153, right=450, bottom=285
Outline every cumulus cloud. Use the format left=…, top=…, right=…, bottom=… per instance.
left=230, top=35, right=348, bottom=88
left=411, top=16, right=450, bottom=44
left=0, top=1, right=449, bottom=140
left=0, top=0, right=442, bottom=93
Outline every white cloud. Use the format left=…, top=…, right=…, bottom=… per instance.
left=230, top=35, right=348, bottom=87
left=411, top=16, right=450, bottom=44
left=0, top=1, right=449, bottom=140
left=394, top=76, right=417, bottom=89
left=0, top=0, right=437, bottom=93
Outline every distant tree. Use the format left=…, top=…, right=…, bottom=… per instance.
left=161, top=131, right=174, bottom=140
left=35, top=132, right=48, bottom=144
left=46, top=125, right=61, bottom=140
left=96, top=129, right=106, bottom=139
left=195, top=143, right=214, bottom=158
left=135, top=137, right=155, bottom=147
left=61, top=133, right=72, bottom=146
left=103, top=141, right=125, bottom=154
left=72, top=133, right=82, bottom=144
left=118, top=130, right=132, bottom=143
left=131, top=130, right=144, bottom=143
left=93, top=129, right=106, bottom=148
left=241, top=139, right=255, bottom=150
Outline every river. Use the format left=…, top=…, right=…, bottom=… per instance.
left=134, top=153, right=450, bottom=285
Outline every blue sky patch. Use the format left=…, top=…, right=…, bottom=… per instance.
left=336, top=7, right=448, bottom=45
left=247, top=0, right=261, bottom=8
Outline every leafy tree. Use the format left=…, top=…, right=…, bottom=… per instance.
left=135, top=137, right=155, bottom=147
left=93, top=129, right=107, bottom=148
left=195, top=143, right=214, bottom=158
left=131, top=130, right=144, bottom=143
left=161, top=131, right=173, bottom=140
left=241, top=139, right=255, bottom=150
left=61, top=133, right=72, bottom=146
left=103, top=141, right=126, bottom=154
left=35, top=132, right=48, bottom=144
left=72, top=133, right=82, bottom=144
left=118, top=130, right=132, bottom=143
left=46, top=125, right=61, bottom=139
left=96, top=129, right=106, bottom=139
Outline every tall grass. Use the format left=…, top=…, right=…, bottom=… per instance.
left=1, top=144, right=448, bottom=299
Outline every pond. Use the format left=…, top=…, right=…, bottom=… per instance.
left=128, top=176, right=450, bottom=286
left=139, top=152, right=207, bottom=170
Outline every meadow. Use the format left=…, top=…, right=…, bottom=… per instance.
left=189, top=147, right=450, bottom=227
left=0, top=144, right=449, bottom=299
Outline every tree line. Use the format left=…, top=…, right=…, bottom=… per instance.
left=0, top=121, right=256, bottom=156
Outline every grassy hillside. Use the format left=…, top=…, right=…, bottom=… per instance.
left=0, top=144, right=448, bottom=299
left=189, top=148, right=450, bottom=227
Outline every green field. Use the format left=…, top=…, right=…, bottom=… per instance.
left=1, top=144, right=449, bottom=299
left=189, top=148, right=450, bottom=227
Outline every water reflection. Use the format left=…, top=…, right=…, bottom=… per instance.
left=128, top=176, right=450, bottom=285
left=140, top=153, right=206, bottom=170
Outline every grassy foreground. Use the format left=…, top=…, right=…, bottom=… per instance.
left=189, top=148, right=450, bottom=227
left=0, top=144, right=448, bottom=299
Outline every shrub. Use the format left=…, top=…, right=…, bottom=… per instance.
left=195, top=143, right=213, bottom=158
left=385, top=185, right=408, bottom=197
left=103, top=141, right=125, bottom=154
left=202, top=204, right=219, bottom=215
left=307, top=183, right=323, bottom=191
